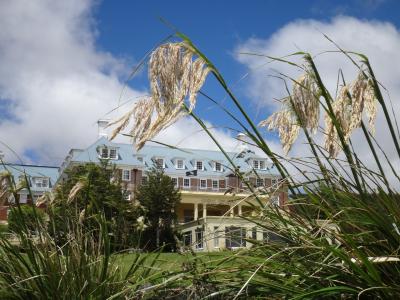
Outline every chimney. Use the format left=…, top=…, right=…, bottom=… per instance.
left=97, top=119, right=110, bottom=139
left=236, top=133, right=249, bottom=152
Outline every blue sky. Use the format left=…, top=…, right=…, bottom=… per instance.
left=0, top=0, right=399, bottom=167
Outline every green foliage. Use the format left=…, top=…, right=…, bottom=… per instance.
left=136, top=167, right=181, bottom=251
left=8, top=205, right=45, bottom=233
left=49, top=162, right=140, bottom=250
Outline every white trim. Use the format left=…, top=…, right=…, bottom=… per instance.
left=195, top=160, right=204, bottom=171
left=122, top=169, right=131, bottom=181
left=175, top=159, right=185, bottom=170
left=183, top=178, right=190, bottom=188
left=212, top=179, right=219, bottom=190
left=171, top=177, right=178, bottom=188
left=199, top=178, right=207, bottom=189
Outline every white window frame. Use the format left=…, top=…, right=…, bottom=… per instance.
left=259, top=160, right=265, bottom=170
left=195, top=160, right=204, bottom=171
left=183, top=178, right=190, bottom=188
left=99, top=147, right=118, bottom=160
left=154, top=157, right=165, bottom=169
left=212, top=180, right=219, bottom=190
left=271, top=196, right=280, bottom=206
left=214, top=162, right=222, bottom=172
left=253, top=160, right=259, bottom=169
left=175, top=159, right=184, bottom=170
left=34, top=177, right=49, bottom=188
left=122, top=169, right=131, bottom=181
left=200, top=179, right=207, bottom=189
left=256, top=178, right=264, bottom=187
left=271, top=178, right=277, bottom=186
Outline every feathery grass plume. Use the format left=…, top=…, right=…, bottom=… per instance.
left=67, top=180, right=85, bottom=204
left=292, top=71, right=320, bottom=133
left=259, top=69, right=319, bottom=155
left=324, top=70, right=377, bottom=157
left=259, top=104, right=300, bottom=155
left=0, top=171, right=12, bottom=205
left=324, top=84, right=352, bottom=157
left=110, top=42, right=210, bottom=150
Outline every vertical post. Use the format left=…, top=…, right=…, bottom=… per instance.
left=230, top=205, right=234, bottom=218
left=203, top=203, right=207, bottom=219
left=238, top=204, right=242, bottom=216
left=194, top=203, right=198, bottom=220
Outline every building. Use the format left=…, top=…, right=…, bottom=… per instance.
left=59, top=126, right=288, bottom=251
left=0, top=163, right=59, bottom=221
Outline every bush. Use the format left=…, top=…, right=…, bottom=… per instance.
left=8, top=205, right=45, bottom=233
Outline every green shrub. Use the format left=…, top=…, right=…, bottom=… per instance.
left=8, top=205, right=45, bottom=233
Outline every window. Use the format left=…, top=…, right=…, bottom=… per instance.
left=141, top=176, right=148, bottom=185
left=213, top=226, right=219, bottom=248
left=176, top=159, right=184, bottom=169
left=171, top=177, right=178, bottom=187
left=183, top=231, right=192, bottom=246
left=252, top=227, right=257, bottom=240
left=253, top=159, right=266, bottom=170
left=137, top=156, right=143, bottom=163
left=122, top=191, right=131, bottom=201
left=99, top=147, right=118, bottom=160
left=101, top=148, right=108, bottom=158
left=155, top=158, right=164, bottom=168
left=183, top=178, right=190, bottom=188
left=196, top=161, right=203, bottom=171
left=253, top=160, right=259, bottom=169
left=271, top=196, right=280, bottom=206
left=271, top=178, right=277, bottom=186
left=122, top=169, right=131, bottom=181
left=215, top=162, right=222, bottom=172
left=34, top=177, right=49, bottom=188
left=212, top=180, right=219, bottom=190
left=256, top=178, right=264, bottom=187
left=200, top=179, right=207, bottom=189
left=225, top=227, right=246, bottom=248
left=195, top=228, right=204, bottom=249
left=109, top=149, right=117, bottom=159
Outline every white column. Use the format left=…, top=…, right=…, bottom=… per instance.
left=194, top=203, right=198, bottom=220
left=203, top=203, right=207, bottom=219
left=238, top=204, right=242, bottom=216
left=230, top=205, right=234, bottom=218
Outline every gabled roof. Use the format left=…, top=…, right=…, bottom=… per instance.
left=65, top=137, right=280, bottom=177
left=0, top=163, right=59, bottom=193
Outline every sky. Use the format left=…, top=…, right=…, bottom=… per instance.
left=1, top=0, right=400, bottom=185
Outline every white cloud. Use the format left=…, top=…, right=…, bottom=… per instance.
left=235, top=16, right=400, bottom=188
left=0, top=0, right=237, bottom=165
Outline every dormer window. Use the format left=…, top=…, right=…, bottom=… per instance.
left=155, top=158, right=164, bottom=169
left=214, top=162, right=222, bottom=172
left=99, top=147, right=118, bottom=160
left=253, top=160, right=259, bottom=169
left=33, top=177, right=49, bottom=188
left=196, top=161, right=204, bottom=171
left=253, top=159, right=267, bottom=170
left=176, top=159, right=184, bottom=169
left=109, top=149, right=117, bottom=159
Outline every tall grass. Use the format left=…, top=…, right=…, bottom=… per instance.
left=0, top=168, right=169, bottom=299
left=111, top=33, right=400, bottom=299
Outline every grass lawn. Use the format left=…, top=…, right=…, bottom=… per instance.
left=115, top=251, right=235, bottom=275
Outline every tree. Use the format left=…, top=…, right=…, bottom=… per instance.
left=49, top=162, right=140, bottom=250
left=136, top=167, right=181, bottom=251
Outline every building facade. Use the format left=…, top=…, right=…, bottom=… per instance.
left=59, top=136, right=288, bottom=251
left=0, top=164, right=59, bottom=221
